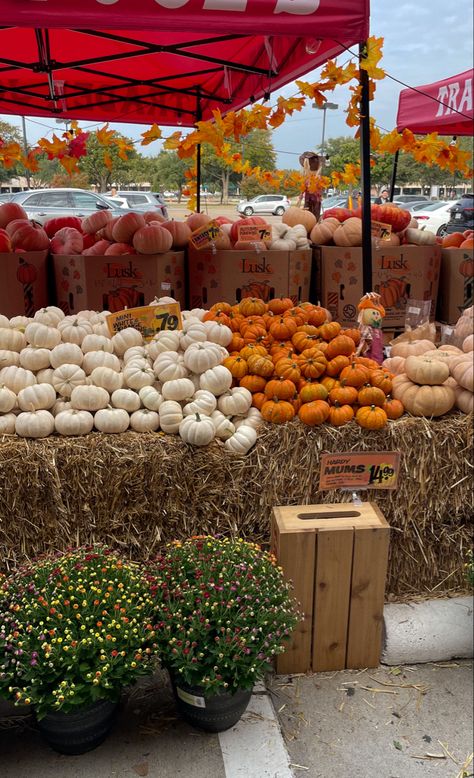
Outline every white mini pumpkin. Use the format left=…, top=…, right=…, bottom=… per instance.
left=0, top=327, right=27, bottom=352
left=0, top=385, right=16, bottom=413
left=90, top=366, right=123, bottom=393
left=123, top=363, right=155, bottom=390
left=179, top=412, right=216, bottom=446
left=82, top=351, right=121, bottom=375
left=52, top=364, right=87, bottom=397
left=153, top=351, right=188, bottom=382
left=0, top=366, right=36, bottom=393
left=0, top=350, right=21, bottom=368
left=81, top=334, right=114, bottom=354
left=123, top=346, right=148, bottom=363
left=19, top=347, right=51, bottom=372
left=25, top=322, right=60, bottom=349
left=158, top=400, right=183, bottom=433
left=130, top=408, right=160, bottom=432
left=50, top=342, right=83, bottom=369
left=111, top=327, right=143, bottom=356
left=217, top=387, right=252, bottom=416
left=183, top=389, right=217, bottom=416
left=183, top=342, right=222, bottom=374
left=70, top=385, right=110, bottom=412
left=94, top=407, right=130, bottom=434
left=15, top=409, right=55, bottom=438
left=9, top=315, right=32, bottom=331
left=34, top=306, right=65, bottom=327
left=55, top=409, right=94, bottom=436
left=36, top=368, right=54, bottom=385
left=224, top=425, right=257, bottom=454
left=210, top=410, right=235, bottom=440
left=0, top=413, right=16, bottom=435
left=162, top=377, right=195, bottom=402
left=111, top=388, right=141, bottom=412
left=180, top=322, right=207, bottom=350
left=139, top=385, right=163, bottom=411
left=199, top=365, right=232, bottom=396
left=17, top=383, right=56, bottom=412
left=58, top=317, right=93, bottom=345
left=233, top=407, right=263, bottom=430
left=52, top=399, right=72, bottom=416
left=0, top=314, right=10, bottom=329
left=202, top=321, right=232, bottom=347
left=147, top=330, right=181, bottom=360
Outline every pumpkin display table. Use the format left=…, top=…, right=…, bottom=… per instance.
left=0, top=413, right=471, bottom=597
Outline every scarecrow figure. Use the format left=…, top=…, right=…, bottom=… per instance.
left=297, top=151, right=323, bottom=220
left=356, top=292, right=386, bottom=365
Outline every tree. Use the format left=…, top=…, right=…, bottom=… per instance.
left=152, top=151, right=189, bottom=202
left=0, top=120, right=23, bottom=185
left=79, top=132, right=139, bottom=192
left=203, top=129, right=277, bottom=203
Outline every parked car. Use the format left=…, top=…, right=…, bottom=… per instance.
left=236, top=194, right=290, bottom=216
left=444, top=193, right=474, bottom=235
left=410, top=201, right=454, bottom=236
left=117, top=190, right=168, bottom=218
left=9, top=188, right=128, bottom=224
left=396, top=200, right=433, bottom=212
left=394, top=194, right=430, bottom=204
left=0, top=193, right=14, bottom=203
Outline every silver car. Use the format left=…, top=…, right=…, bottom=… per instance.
left=236, top=194, right=290, bottom=217
left=117, top=190, right=168, bottom=219
left=9, top=188, right=127, bottom=224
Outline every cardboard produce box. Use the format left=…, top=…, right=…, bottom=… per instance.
left=188, top=246, right=312, bottom=308
left=0, top=251, right=49, bottom=318
left=318, top=245, right=441, bottom=328
left=53, top=251, right=185, bottom=314
left=437, top=248, right=473, bottom=325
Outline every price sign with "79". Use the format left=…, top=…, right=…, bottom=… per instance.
left=107, top=303, right=183, bottom=341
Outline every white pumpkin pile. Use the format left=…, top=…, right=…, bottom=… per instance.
left=270, top=222, right=311, bottom=251
left=0, top=300, right=261, bottom=453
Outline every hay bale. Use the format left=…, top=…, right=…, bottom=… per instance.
left=0, top=415, right=472, bottom=597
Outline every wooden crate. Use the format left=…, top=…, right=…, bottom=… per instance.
left=271, top=502, right=390, bottom=674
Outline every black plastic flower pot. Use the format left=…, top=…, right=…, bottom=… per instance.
left=170, top=676, right=251, bottom=733
left=37, top=699, right=118, bottom=755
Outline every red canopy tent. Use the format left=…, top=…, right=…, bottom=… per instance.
left=396, top=69, right=473, bottom=137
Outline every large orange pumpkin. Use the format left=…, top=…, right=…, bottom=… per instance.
left=161, top=220, right=192, bottom=248
left=132, top=224, right=173, bottom=254
left=282, top=206, right=317, bottom=233
left=333, top=217, right=362, bottom=247
left=112, top=212, right=146, bottom=244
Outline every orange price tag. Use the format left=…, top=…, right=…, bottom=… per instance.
left=236, top=223, right=271, bottom=243
left=190, top=220, right=223, bottom=250
left=371, top=221, right=393, bottom=240
left=319, top=451, right=400, bottom=491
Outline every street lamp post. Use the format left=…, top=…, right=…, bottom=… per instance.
left=312, top=101, right=338, bottom=158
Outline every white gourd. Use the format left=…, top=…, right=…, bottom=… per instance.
left=123, top=346, right=148, bottom=363
left=159, top=400, right=183, bottom=433
left=70, top=385, right=110, bottom=412
left=15, top=410, right=55, bottom=438
left=58, top=317, right=93, bottom=345
left=111, top=388, right=141, bottom=412
left=0, top=327, right=27, bottom=352
left=81, top=334, right=114, bottom=354
left=0, top=315, right=10, bottom=329
left=202, top=321, right=232, bottom=347
left=233, top=407, right=262, bottom=430
left=19, top=347, right=51, bottom=372
left=50, top=342, right=83, bottom=369
left=90, top=366, right=123, bottom=393
left=161, top=377, right=195, bottom=402
left=183, top=342, right=222, bottom=373
left=92, top=321, right=111, bottom=337
left=210, top=410, right=235, bottom=440
left=179, top=413, right=216, bottom=446
left=180, top=322, right=207, bottom=350
left=76, top=309, right=101, bottom=324
left=17, top=383, right=56, bottom=412
left=94, top=407, right=130, bottom=434
left=0, top=366, right=36, bottom=393
left=139, top=385, right=163, bottom=411
left=0, top=350, right=21, bottom=368
left=9, top=315, right=32, bottom=331
left=0, top=413, right=16, bottom=435
left=36, top=368, right=55, bottom=385
left=217, top=387, right=252, bottom=416
left=82, top=351, right=120, bottom=375
left=52, top=399, right=72, bottom=416
left=123, top=364, right=155, bottom=390
left=224, top=425, right=257, bottom=454
left=25, top=322, right=60, bottom=349
left=0, top=385, right=17, bottom=413
left=147, top=330, right=181, bottom=360
left=55, top=409, right=94, bottom=436
left=189, top=373, right=201, bottom=392
left=111, top=327, right=143, bottom=356
left=130, top=409, right=160, bottom=432
left=153, top=351, right=188, bottom=382
left=271, top=238, right=296, bottom=251
left=34, top=306, right=65, bottom=327
left=199, top=365, right=232, bottom=395
left=52, top=364, right=87, bottom=397
left=183, top=390, right=217, bottom=416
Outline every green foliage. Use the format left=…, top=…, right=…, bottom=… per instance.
left=152, top=151, right=189, bottom=201
left=0, top=120, right=22, bottom=184
left=203, top=130, right=277, bottom=201
left=79, top=133, right=138, bottom=192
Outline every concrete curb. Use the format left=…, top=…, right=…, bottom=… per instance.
left=382, top=596, right=473, bottom=665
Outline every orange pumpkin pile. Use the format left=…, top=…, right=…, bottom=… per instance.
left=206, top=296, right=405, bottom=429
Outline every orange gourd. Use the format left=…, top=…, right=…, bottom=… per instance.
left=252, top=392, right=267, bottom=410
left=325, top=335, right=356, bottom=360
left=247, top=354, right=274, bottom=377
left=329, top=385, right=358, bottom=405
left=269, top=316, right=298, bottom=341
left=299, top=382, right=328, bottom=403
left=328, top=403, right=354, bottom=426
left=238, top=297, right=267, bottom=316
left=240, top=344, right=267, bottom=360
left=274, top=358, right=301, bottom=382
left=357, top=385, right=386, bottom=407
left=239, top=374, right=267, bottom=393
left=298, top=400, right=330, bottom=426
left=298, top=352, right=327, bottom=379
left=325, top=355, right=351, bottom=377
left=370, top=370, right=393, bottom=394
left=340, top=363, right=370, bottom=387
left=383, top=396, right=404, bottom=420
left=223, top=355, right=248, bottom=380
left=261, top=398, right=295, bottom=424
left=267, top=297, right=294, bottom=315
left=319, top=321, right=342, bottom=341
left=355, top=404, right=387, bottom=429
left=264, top=377, right=296, bottom=400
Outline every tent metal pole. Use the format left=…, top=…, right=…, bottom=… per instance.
left=389, top=149, right=399, bottom=201
left=196, top=91, right=202, bottom=213
left=359, top=41, right=372, bottom=294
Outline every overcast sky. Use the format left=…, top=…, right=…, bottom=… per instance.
left=1, top=0, right=473, bottom=170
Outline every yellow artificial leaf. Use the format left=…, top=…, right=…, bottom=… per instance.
left=96, top=123, right=115, bottom=147
left=38, top=134, right=67, bottom=159
left=59, top=155, right=80, bottom=174
left=141, top=123, right=162, bottom=146
left=21, top=149, right=41, bottom=173
left=113, top=137, right=134, bottom=161
left=163, top=131, right=182, bottom=150
left=0, top=140, right=22, bottom=168
left=377, top=129, right=404, bottom=155
left=320, top=60, right=358, bottom=86
left=296, top=80, right=326, bottom=106
left=360, top=36, right=385, bottom=80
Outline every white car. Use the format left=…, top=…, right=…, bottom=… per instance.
left=410, top=201, right=454, bottom=236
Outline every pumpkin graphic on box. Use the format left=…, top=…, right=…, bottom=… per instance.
left=104, top=286, right=145, bottom=312
left=379, top=278, right=408, bottom=308
left=459, top=258, right=473, bottom=278
left=16, top=258, right=38, bottom=317
left=240, top=280, right=273, bottom=301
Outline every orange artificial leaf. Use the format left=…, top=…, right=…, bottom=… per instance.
left=320, top=60, right=358, bottom=86
left=0, top=140, right=22, bottom=168
left=141, top=123, right=162, bottom=146
left=96, top=123, right=115, bottom=147
left=21, top=149, right=41, bottom=173
left=38, top=134, right=67, bottom=160
left=163, top=131, right=182, bottom=150
left=59, top=155, right=80, bottom=175
left=113, top=137, right=134, bottom=161
left=296, top=80, right=326, bottom=106
left=377, top=129, right=404, bottom=155
left=103, top=151, right=113, bottom=171
left=360, top=36, right=386, bottom=80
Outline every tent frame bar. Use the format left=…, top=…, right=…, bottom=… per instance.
left=359, top=41, right=372, bottom=294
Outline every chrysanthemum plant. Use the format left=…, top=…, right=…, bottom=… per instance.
left=149, top=537, right=299, bottom=695
left=0, top=547, right=157, bottom=719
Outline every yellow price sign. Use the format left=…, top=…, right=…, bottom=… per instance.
left=371, top=221, right=393, bottom=240
left=190, top=219, right=223, bottom=250
left=236, top=223, right=271, bottom=243
left=106, top=303, right=182, bottom=341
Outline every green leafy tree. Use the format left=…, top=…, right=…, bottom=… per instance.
left=152, top=151, right=189, bottom=202
left=0, top=120, right=23, bottom=185
left=79, top=133, right=139, bottom=192
left=203, top=129, right=277, bottom=203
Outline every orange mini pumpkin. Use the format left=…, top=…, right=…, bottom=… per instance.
left=209, top=301, right=232, bottom=315
left=242, top=324, right=267, bottom=344
left=299, top=382, right=328, bottom=403
left=274, top=358, right=302, bottom=382
left=370, top=369, right=393, bottom=394
left=252, top=392, right=267, bottom=410
left=229, top=333, right=245, bottom=352
left=328, top=402, right=354, bottom=426
left=228, top=312, right=245, bottom=332
left=240, top=343, right=267, bottom=360
left=298, top=351, right=327, bottom=379
left=202, top=310, right=231, bottom=327
left=383, top=396, right=404, bottom=420
left=355, top=404, right=387, bottom=429
left=298, top=400, right=330, bottom=426
left=292, top=331, right=320, bottom=353
left=238, top=297, right=267, bottom=317
left=321, top=375, right=338, bottom=392
left=269, top=316, right=298, bottom=341
left=264, top=377, right=296, bottom=400
left=325, top=355, right=351, bottom=377
left=340, top=362, right=370, bottom=387
left=239, top=374, right=267, bottom=393
left=325, top=334, right=356, bottom=360
left=267, top=297, right=294, bottom=315
left=341, top=328, right=361, bottom=346
left=357, top=385, right=386, bottom=407
left=261, top=398, right=295, bottom=424
left=329, top=385, right=358, bottom=406
left=305, top=306, right=328, bottom=327
left=319, top=321, right=342, bottom=341
left=247, top=354, right=274, bottom=377
left=223, top=355, right=248, bottom=380
left=240, top=316, right=266, bottom=334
